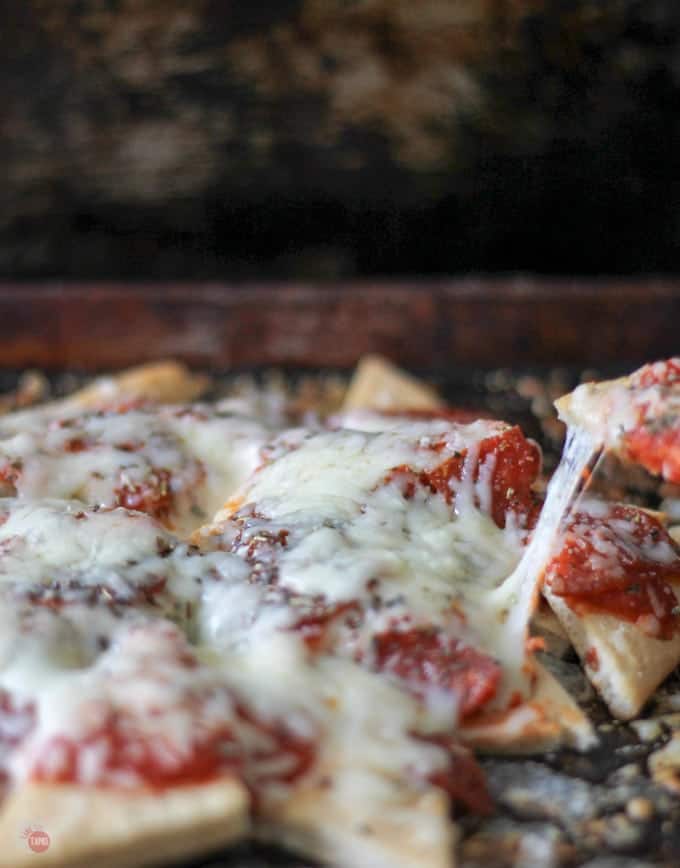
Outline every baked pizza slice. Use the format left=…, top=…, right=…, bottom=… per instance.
left=0, top=500, right=253, bottom=867
left=197, top=417, right=593, bottom=753
left=555, top=357, right=680, bottom=484
left=541, top=360, right=680, bottom=718
left=337, top=358, right=573, bottom=661
left=0, top=620, right=250, bottom=868
left=0, top=361, right=209, bottom=429
left=0, top=498, right=460, bottom=868
left=543, top=499, right=680, bottom=719
left=217, top=633, right=468, bottom=868
left=0, top=402, right=273, bottom=537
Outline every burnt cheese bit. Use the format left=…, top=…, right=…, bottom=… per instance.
left=114, top=441, right=143, bottom=453
left=155, top=535, right=175, bottom=558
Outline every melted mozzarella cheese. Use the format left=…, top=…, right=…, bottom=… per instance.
left=7, top=622, right=237, bottom=787
left=224, top=421, right=511, bottom=517
left=557, top=373, right=680, bottom=454
left=206, top=417, right=606, bottom=720
left=203, top=424, right=536, bottom=718
left=219, top=632, right=451, bottom=824
left=0, top=386, right=606, bottom=841
left=492, top=426, right=601, bottom=699
left=0, top=405, right=272, bottom=536
left=0, top=498, right=249, bottom=622
left=277, top=483, right=523, bottom=633
left=0, top=500, right=171, bottom=582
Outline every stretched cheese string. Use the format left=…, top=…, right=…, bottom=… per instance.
left=489, top=426, right=603, bottom=702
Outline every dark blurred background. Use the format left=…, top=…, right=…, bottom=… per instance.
left=2, top=0, right=680, bottom=280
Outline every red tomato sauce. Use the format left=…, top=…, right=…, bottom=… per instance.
left=373, top=627, right=501, bottom=719
left=624, top=426, right=680, bottom=487
left=33, top=722, right=242, bottom=788
left=624, top=358, right=680, bottom=484
left=420, top=735, right=493, bottom=815
left=385, top=425, right=541, bottom=530
left=0, top=460, right=22, bottom=490
left=32, top=703, right=316, bottom=793
left=234, top=703, right=316, bottom=795
left=545, top=504, right=680, bottom=639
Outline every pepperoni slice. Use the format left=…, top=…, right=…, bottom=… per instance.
left=545, top=504, right=680, bottom=639
left=373, top=627, right=501, bottom=719
left=419, top=734, right=493, bottom=816
left=386, top=425, right=541, bottom=530
left=476, top=427, right=542, bottom=529
left=115, top=468, right=175, bottom=523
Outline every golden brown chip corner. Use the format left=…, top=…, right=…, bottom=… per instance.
left=257, top=769, right=456, bottom=868
left=0, top=777, right=249, bottom=868
left=66, top=360, right=210, bottom=409
left=545, top=588, right=680, bottom=720
left=343, top=355, right=444, bottom=412
left=461, top=662, right=596, bottom=754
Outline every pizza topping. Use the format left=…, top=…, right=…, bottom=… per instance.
left=418, top=735, right=493, bottom=815
left=545, top=502, right=680, bottom=638
left=386, top=425, right=540, bottom=530
left=32, top=719, right=240, bottom=789
left=372, top=627, right=501, bottom=719
left=203, top=424, right=538, bottom=728
left=0, top=404, right=271, bottom=535
left=584, top=647, right=600, bottom=671
left=0, top=689, right=35, bottom=757
left=630, top=358, right=680, bottom=388
left=31, top=699, right=316, bottom=795
left=557, top=358, right=680, bottom=484
left=234, top=702, right=316, bottom=798
left=13, top=623, right=317, bottom=794
left=115, top=467, right=176, bottom=523
left=293, top=601, right=362, bottom=653
left=222, top=632, right=462, bottom=814
left=0, top=499, right=248, bottom=615
left=622, top=425, right=680, bottom=487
